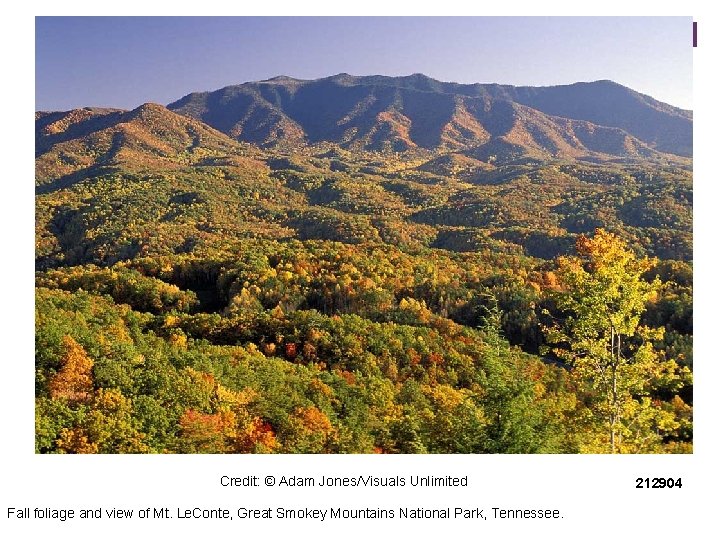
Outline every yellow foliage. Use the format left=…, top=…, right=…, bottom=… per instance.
left=56, top=427, right=99, bottom=454
left=49, top=336, right=94, bottom=403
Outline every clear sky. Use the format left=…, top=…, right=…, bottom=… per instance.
left=36, top=16, right=693, bottom=111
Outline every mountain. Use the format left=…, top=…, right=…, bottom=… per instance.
left=168, top=74, right=691, bottom=159
left=36, top=103, right=259, bottom=185
left=492, top=80, right=692, bottom=157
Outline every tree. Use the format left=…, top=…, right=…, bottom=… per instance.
left=544, top=229, right=683, bottom=453
left=478, top=303, right=567, bottom=453
left=48, top=336, right=94, bottom=402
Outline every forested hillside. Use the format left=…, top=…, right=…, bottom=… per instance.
left=35, top=76, right=693, bottom=453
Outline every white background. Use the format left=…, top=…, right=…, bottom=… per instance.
left=2, top=2, right=716, bottom=539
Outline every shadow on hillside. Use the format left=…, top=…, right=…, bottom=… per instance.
left=35, top=166, right=118, bottom=195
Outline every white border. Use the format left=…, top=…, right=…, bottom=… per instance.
left=2, top=3, right=716, bottom=539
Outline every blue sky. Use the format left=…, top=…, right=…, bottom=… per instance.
left=36, top=17, right=693, bottom=111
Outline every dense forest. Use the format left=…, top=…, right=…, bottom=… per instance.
left=35, top=76, right=692, bottom=453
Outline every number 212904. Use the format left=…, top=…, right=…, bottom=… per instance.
left=636, top=478, right=682, bottom=488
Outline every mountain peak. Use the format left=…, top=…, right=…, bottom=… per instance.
left=126, top=102, right=171, bottom=118
left=123, top=102, right=192, bottom=127
left=133, top=102, right=168, bottom=112
left=406, top=72, right=434, bottom=80
left=261, top=75, right=304, bottom=84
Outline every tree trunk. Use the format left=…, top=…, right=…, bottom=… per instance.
left=610, top=326, right=618, bottom=454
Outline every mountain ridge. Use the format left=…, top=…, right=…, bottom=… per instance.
left=167, top=74, right=691, bottom=159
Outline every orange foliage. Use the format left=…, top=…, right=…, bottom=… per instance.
left=337, top=370, right=356, bottom=386
left=49, top=336, right=94, bottom=402
left=296, top=406, right=334, bottom=435
left=236, top=417, right=279, bottom=453
left=178, top=409, right=235, bottom=453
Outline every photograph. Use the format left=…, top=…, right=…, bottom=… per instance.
left=34, top=16, right=693, bottom=455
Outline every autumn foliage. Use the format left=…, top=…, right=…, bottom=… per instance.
left=49, top=336, right=94, bottom=402
left=35, top=96, right=692, bottom=454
